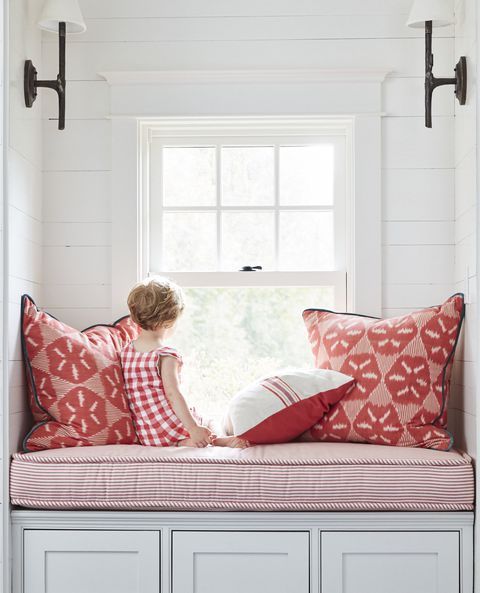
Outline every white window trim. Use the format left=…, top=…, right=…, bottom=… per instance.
left=112, top=115, right=381, bottom=319
left=140, top=121, right=348, bottom=311
left=146, top=134, right=345, bottom=274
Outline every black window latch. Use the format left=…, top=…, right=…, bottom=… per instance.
left=239, top=265, right=263, bottom=272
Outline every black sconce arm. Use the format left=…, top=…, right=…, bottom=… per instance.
left=24, top=21, right=66, bottom=130
left=424, top=20, right=466, bottom=128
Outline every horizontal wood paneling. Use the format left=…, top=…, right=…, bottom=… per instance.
left=450, top=385, right=476, bottom=417
left=45, top=308, right=115, bottom=330
left=382, top=169, right=454, bottom=221
left=382, top=116, right=454, bottom=169
left=9, top=206, right=42, bottom=244
left=43, top=246, right=111, bottom=285
left=450, top=0, right=477, bottom=469
left=455, top=206, right=475, bottom=244
left=383, top=78, right=454, bottom=117
left=454, top=53, right=476, bottom=167
left=43, top=120, right=111, bottom=172
left=42, top=16, right=453, bottom=44
left=42, top=81, right=110, bottom=120
left=9, top=386, right=29, bottom=416
left=43, top=223, right=111, bottom=246
left=8, top=305, right=22, bottom=364
left=455, top=304, right=477, bottom=365
left=383, top=245, right=454, bottom=284
left=8, top=149, right=42, bottom=220
left=448, top=407, right=476, bottom=454
left=43, top=171, right=111, bottom=222
left=42, top=284, right=112, bottom=309
left=452, top=360, right=476, bottom=393
left=9, top=238, right=42, bottom=285
left=78, top=0, right=416, bottom=18
left=455, top=148, right=476, bottom=217
left=454, top=233, right=476, bottom=284
left=383, top=221, right=454, bottom=245
left=9, top=410, right=32, bottom=455
left=42, top=37, right=454, bottom=80
left=382, top=284, right=455, bottom=309
left=8, top=276, right=42, bottom=305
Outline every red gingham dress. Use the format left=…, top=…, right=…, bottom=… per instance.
left=120, top=343, right=193, bottom=446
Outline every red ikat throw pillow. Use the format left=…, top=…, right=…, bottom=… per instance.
left=301, top=294, right=465, bottom=450
left=21, top=295, right=140, bottom=451
left=223, top=368, right=354, bottom=444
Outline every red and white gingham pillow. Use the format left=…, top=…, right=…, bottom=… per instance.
left=22, top=295, right=139, bottom=451
left=301, top=294, right=465, bottom=450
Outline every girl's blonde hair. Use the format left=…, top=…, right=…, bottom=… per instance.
left=127, top=277, right=185, bottom=330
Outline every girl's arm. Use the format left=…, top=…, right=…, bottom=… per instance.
left=160, top=356, right=212, bottom=446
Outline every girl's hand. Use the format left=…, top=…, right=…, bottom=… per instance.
left=189, top=425, right=213, bottom=447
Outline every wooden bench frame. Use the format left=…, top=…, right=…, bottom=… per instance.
left=11, top=509, right=474, bottom=593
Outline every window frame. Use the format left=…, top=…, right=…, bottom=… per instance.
left=110, top=114, right=381, bottom=320
left=140, top=119, right=351, bottom=311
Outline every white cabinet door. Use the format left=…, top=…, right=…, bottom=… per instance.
left=172, top=531, right=309, bottom=593
left=321, top=531, right=459, bottom=593
left=24, top=530, right=160, bottom=593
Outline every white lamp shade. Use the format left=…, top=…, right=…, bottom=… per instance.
left=406, top=0, right=455, bottom=27
left=38, top=0, right=86, bottom=34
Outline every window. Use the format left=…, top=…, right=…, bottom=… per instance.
left=141, top=118, right=350, bottom=421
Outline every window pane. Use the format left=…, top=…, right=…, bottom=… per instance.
left=163, top=212, right=217, bottom=271
left=163, top=146, right=216, bottom=206
left=221, top=211, right=275, bottom=271
left=221, top=146, right=274, bottom=206
left=279, top=211, right=334, bottom=271
left=279, top=145, right=334, bottom=206
left=171, top=286, right=335, bottom=422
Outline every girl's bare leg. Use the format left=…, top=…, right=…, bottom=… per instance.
left=176, top=438, right=206, bottom=447
left=212, top=436, right=250, bottom=448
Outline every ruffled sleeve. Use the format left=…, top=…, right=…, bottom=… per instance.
left=157, top=346, right=183, bottom=367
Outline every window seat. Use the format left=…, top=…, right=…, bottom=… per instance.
left=10, top=442, right=473, bottom=512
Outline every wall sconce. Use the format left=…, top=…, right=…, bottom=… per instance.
left=407, top=0, right=466, bottom=128
left=24, top=0, right=86, bottom=130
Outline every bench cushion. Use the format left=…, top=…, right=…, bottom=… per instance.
left=10, top=442, right=473, bottom=512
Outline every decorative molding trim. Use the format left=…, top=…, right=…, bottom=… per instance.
left=11, top=510, right=475, bottom=530
left=141, top=114, right=355, bottom=136
left=98, top=68, right=391, bottom=86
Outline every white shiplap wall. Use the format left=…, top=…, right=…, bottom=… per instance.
left=8, top=0, right=42, bottom=458
left=449, top=0, right=477, bottom=461
left=452, top=0, right=479, bottom=583
left=41, top=0, right=456, bottom=328
left=4, top=0, right=43, bottom=589
left=0, top=2, right=4, bottom=590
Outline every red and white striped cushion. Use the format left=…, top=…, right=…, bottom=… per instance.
left=10, top=443, right=474, bottom=512
left=224, top=369, right=354, bottom=444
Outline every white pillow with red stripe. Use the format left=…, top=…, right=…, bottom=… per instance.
left=224, top=369, right=354, bottom=444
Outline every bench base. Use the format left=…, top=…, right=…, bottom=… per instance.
left=12, top=510, right=474, bottom=593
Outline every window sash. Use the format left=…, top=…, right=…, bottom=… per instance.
left=147, top=135, right=346, bottom=275
left=149, top=271, right=347, bottom=311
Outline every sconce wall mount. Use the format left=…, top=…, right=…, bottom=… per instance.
left=24, top=21, right=66, bottom=129
left=424, top=20, right=466, bottom=127
left=407, top=0, right=467, bottom=128
left=24, top=0, right=86, bottom=131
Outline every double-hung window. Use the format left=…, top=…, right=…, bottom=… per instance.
left=142, top=118, right=349, bottom=420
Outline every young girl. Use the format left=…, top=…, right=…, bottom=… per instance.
left=121, top=277, right=249, bottom=448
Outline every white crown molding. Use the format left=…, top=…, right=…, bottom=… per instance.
left=98, top=68, right=391, bottom=86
